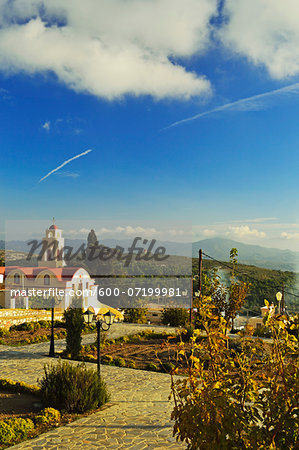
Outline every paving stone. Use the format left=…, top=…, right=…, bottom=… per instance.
left=2, top=323, right=185, bottom=449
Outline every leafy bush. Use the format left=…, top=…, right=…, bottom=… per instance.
left=37, top=320, right=51, bottom=328
left=129, top=334, right=142, bottom=343
left=114, top=356, right=126, bottom=367
left=53, top=320, right=65, bottom=328
left=101, top=355, right=113, bottom=365
left=126, top=359, right=136, bottom=369
left=162, top=308, right=189, bottom=327
left=253, top=325, right=272, bottom=338
left=124, top=308, right=148, bottom=324
left=0, top=327, right=9, bottom=337
left=64, top=308, right=84, bottom=358
left=0, top=418, right=34, bottom=445
left=39, top=360, right=110, bottom=413
left=180, top=325, right=195, bottom=342
left=0, top=420, right=15, bottom=445
left=171, top=297, right=299, bottom=449
left=145, top=362, right=158, bottom=371
left=10, top=322, right=35, bottom=332
left=34, top=408, right=61, bottom=426
left=160, top=361, right=174, bottom=373
left=85, top=355, right=97, bottom=363
left=0, top=378, right=40, bottom=395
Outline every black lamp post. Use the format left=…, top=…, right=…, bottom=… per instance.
left=83, top=309, right=115, bottom=376
left=49, top=296, right=62, bottom=357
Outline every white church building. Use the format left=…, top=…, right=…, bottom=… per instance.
left=3, top=223, right=105, bottom=313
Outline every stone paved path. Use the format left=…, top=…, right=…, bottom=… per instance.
left=0, top=324, right=185, bottom=449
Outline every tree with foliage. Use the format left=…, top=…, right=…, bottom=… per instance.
left=170, top=297, right=299, bottom=449
left=194, top=248, right=250, bottom=332
left=225, top=248, right=250, bottom=331
left=162, top=308, right=189, bottom=327
left=124, top=308, right=148, bottom=324
left=64, top=307, right=84, bottom=358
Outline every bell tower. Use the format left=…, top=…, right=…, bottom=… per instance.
left=38, top=219, right=65, bottom=267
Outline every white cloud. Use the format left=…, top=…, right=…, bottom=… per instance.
left=42, top=120, right=50, bottom=131
left=227, top=225, right=266, bottom=239
left=168, top=229, right=185, bottom=236
left=165, top=83, right=299, bottom=129
left=0, top=0, right=217, bottom=100
left=281, top=231, right=299, bottom=240
left=221, top=0, right=299, bottom=79
left=39, top=149, right=92, bottom=183
left=202, top=229, right=216, bottom=237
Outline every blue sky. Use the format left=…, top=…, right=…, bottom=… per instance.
left=2, top=0, right=299, bottom=250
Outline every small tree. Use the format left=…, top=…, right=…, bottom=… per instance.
left=225, top=248, right=250, bottom=331
left=64, top=306, right=84, bottom=358
left=195, top=248, right=249, bottom=333
left=170, top=298, right=299, bottom=449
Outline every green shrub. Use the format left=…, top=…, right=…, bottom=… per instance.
left=0, top=327, right=9, bottom=337
left=162, top=308, right=189, bottom=327
left=101, top=355, right=113, bottom=365
left=39, top=360, right=110, bottom=413
left=171, top=298, right=299, bottom=449
left=53, top=320, right=65, bottom=328
left=84, top=355, right=97, bottom=363
left=129, top=334, right=142, bottom=343
left=114, top=356, right=126, bottom=367
left=84, top=344, right=91, bottom=353
left=160, top=361, right=175, bottom=373
left=253, top=325, right=272, bottom=338
left=0, top=420, right=15, bottom=444
left=38, top=320, right=51, bottom=328
left=11, top=322, right=36, bottom=332
left=0, top=378, right=40, bottom=395
left=145, top=362, right=158, bottom=371
left=120, top=335, right=130, bottom=343
left=126, top=359, right=136, bottom=368
left=180, top=325, right=195, bottom=342
left=124, top=308, right=148, bottom=324
left=34, top=407, right=61, bottom=426
left=0, top=418, right=34, bottom=444
left=64, top=308, right=84, bottom=358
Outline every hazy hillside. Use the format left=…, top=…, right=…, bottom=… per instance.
left=192, top=258, right=299, bottom=314
left=3, top=236, right=299, bottom=272
left=192, top=238, right=299, bottom=272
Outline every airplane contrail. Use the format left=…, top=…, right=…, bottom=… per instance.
left=163, top=82, right=299, bottom=130
left=39, top=149, right=92, bottom=183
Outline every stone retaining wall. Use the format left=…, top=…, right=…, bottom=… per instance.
left=0, top=309, right=63, bottom=329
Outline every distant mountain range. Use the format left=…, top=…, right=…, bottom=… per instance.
left=1, top=237, right=299, bottom=272
left=192, top=238, right=299, bottom=272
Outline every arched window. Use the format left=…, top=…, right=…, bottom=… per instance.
left=44, top=274, right=50, bottom=286
left=14, top=273, right=20, bottom=284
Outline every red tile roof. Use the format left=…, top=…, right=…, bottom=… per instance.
left=4, top=266, right=85, bottom=281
